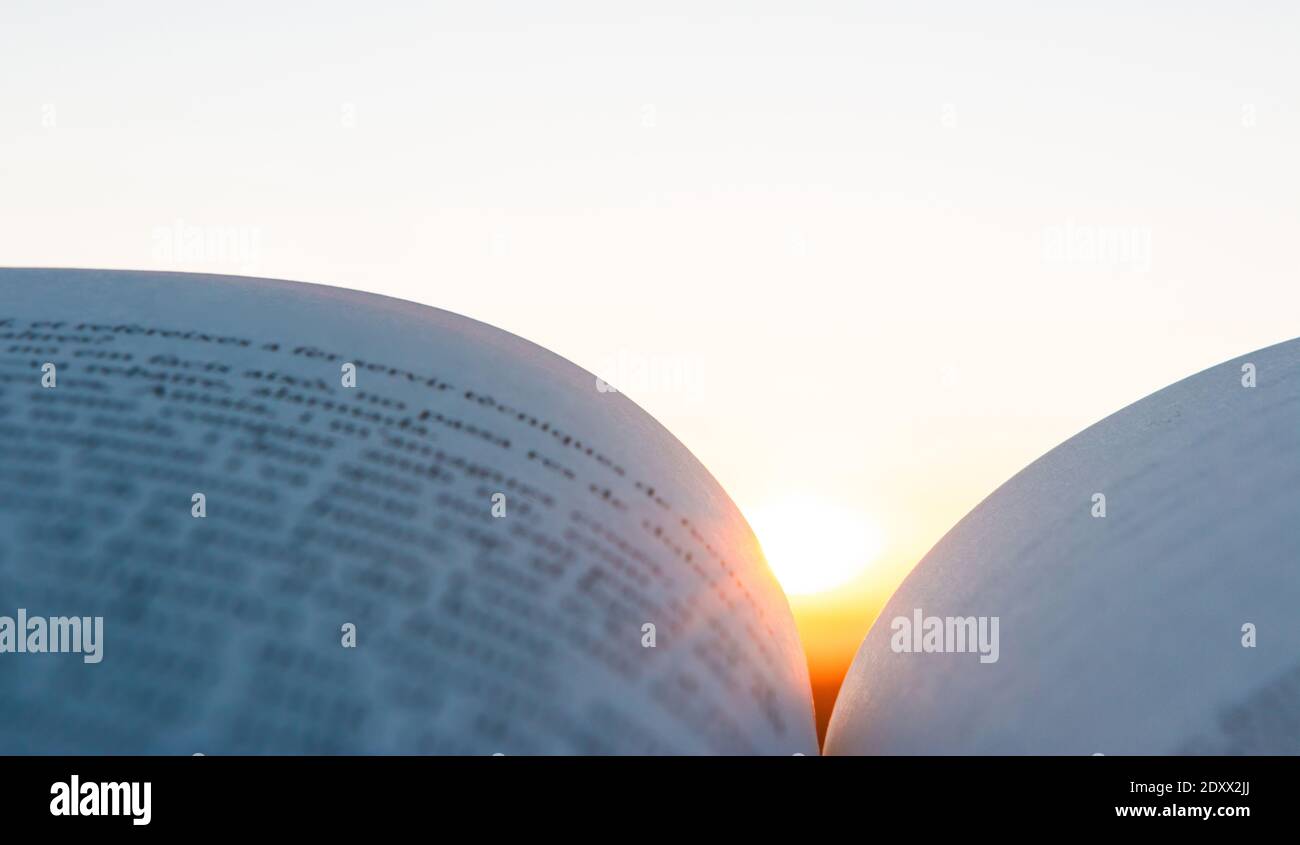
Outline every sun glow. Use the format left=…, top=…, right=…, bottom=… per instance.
left=747, top=495, right=884, bottom=597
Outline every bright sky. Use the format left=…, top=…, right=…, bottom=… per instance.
left=3, top=2, right=1298, bottom=732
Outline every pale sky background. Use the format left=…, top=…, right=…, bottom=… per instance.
left=3, top=2, right=1298, bottom=722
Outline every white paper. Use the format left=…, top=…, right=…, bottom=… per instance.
left=0, top=268, right=817, bottom=755
left=827, top=339, right=1300, bottom=754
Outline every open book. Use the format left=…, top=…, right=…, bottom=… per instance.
left=0, top=269, right=1295, bottom=755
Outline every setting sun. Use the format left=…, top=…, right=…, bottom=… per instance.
left=747, top=495, right=885, bottom=597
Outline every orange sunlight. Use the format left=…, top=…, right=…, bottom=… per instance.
left=747, top=495, right=936, bottom=743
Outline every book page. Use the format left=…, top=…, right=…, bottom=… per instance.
left=826, top=339, right=1300, bottom=755
left=0, top=268, right=817, bottom=755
